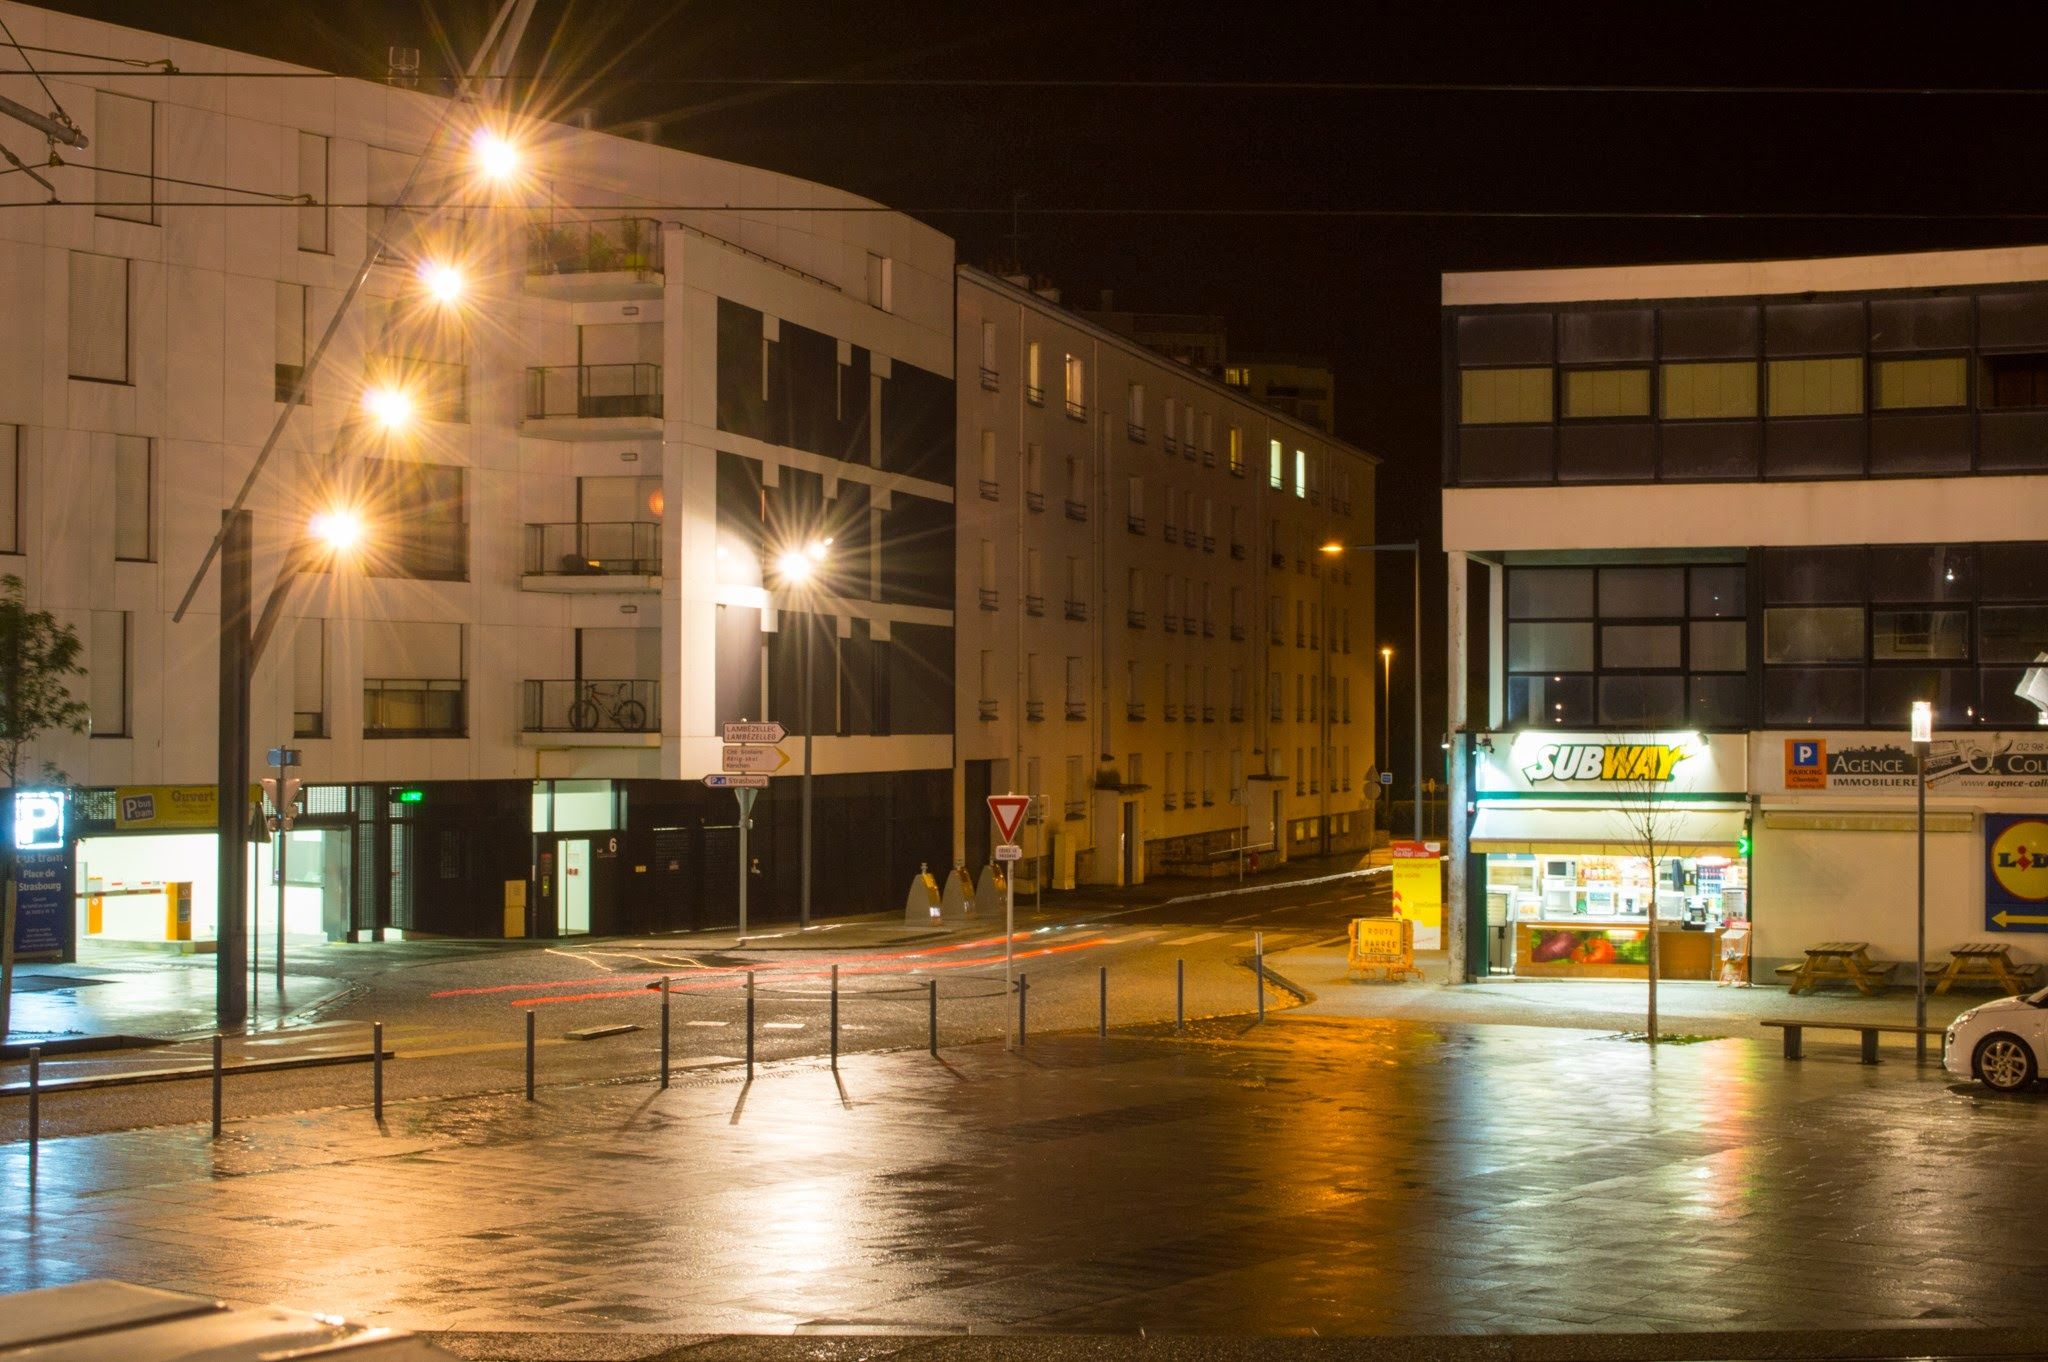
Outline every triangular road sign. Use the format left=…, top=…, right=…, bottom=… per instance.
left=987, top=793, right=1031, bottom=845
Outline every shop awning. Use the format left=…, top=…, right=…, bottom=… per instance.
left=1471, top=805, right=1746, bottom=856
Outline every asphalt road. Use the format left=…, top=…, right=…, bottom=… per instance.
left=1, top=867, right=1388, bottom=1141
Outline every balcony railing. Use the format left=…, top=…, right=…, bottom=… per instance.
left=527, top=217, right=664, bottom=277
left=1066, top=701, right=1088, bottom=721
left=522, top=678, right=659, bottom=733
left=1025, top=594, right=1045, bottom=616
left=979, top=699, right=999, bottom=721
left=979, top=479, right=1000, bottom=502
left=526, top=364, right=663, bottom=420
left=978, top=588, right=999, bottom=611
left=1164, top=615, right=1178, bottom=635
left=1127, top=422, right=1146, bottom=442
left=524, top=522, right=662, bottom=577
left=1202, top=704, right=1216, bottom=722
left=364, top=679, right=465, bottom=738
left=1229, top=704, right=1245, bottom=722
left=1065, top=500, right=1088, bottom=522
left=1025, top=699, right=1044, bottom=721
left=1026, top=490, right=1045, bottom=511
left=1065, top=599, right=1089, bottom=621
left=1065, top=399, right=1087, bottom=420
left=1026, top=384, right=1045, bottom=405
left=1164, top=703, right=1179, bottom=721
left=1230, top=624, right=1246, bottom=641
left=1202, top=535, right=1216, bottom=553
left=1127, top=702, right=1146, bottom=721
left=1164, top=792, right=1178, bottom=811
left=1183, top=704, right=1197, bottom=724
left=1230, top=542, right=1246, bottom=560
left=1127, top=514, right=1146, bottom=535
left=1163, top=525, right=1178, bottom=545
left=1163, top=434, right=1178, bottom=455
left=1064, top=797, right=1085, bottom=818
left=1126, top=608, right=1147, bottom=629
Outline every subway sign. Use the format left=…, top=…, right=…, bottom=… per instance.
left=1477, top=732, right=1747, bottom=797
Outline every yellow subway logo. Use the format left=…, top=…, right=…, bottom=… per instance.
left=1520, top=743, right=1688, bottom=783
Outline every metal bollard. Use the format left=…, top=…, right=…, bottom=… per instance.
left=1256, top=930, right=1265, bottom=1021
left=830, top=963, right=840, bottom=1069
left=745, top=972, right=756, bottom=1078
left=372, top=1022, right=384, bottom=1121
left=524, top=1010, right=536, bottom=1102
left=927, top=978, right=938, bottom=1057
left=211, top=1034, right=223, bottom=1138
left=1018, top=972, right=1029, bottom=1046
left=1099, top=965, right=1108, bottom=1037
left=27, top=1046, right=39, bottom=1189
left=659, top=976, right=671, bottom=1090
left=1176, top=958, right=1185, bottom=1034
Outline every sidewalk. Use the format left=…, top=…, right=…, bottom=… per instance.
left=1267, top=942, right=1993, bottom=1038
left=4, top=956, right=350, bottom=1054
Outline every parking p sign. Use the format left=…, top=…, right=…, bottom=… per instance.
left=1785, top=739, right=1826, bottom=790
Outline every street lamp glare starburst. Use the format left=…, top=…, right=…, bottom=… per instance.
left=420, top=261, right=465, bottom=304
left=309, top=508, right=364, bottom=553
left=472, top=129, right=520, bottom=181
left=363, top=384, right=414, bottom=430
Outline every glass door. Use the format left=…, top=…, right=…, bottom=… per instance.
left=560, top=837, right=592, bottom=935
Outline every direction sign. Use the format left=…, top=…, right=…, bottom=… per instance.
left=987, top=793, right=1031, bottom=845
left=994, top=843, right=1024, bottom=862
left=704, top=773, right=769, bottom=788
left=722, top=745, right=791, bottom=774
left=723, top=721, right=787, bottom=745
left=1379, top=771, right=1394, bottom=785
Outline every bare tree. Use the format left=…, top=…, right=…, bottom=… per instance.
left=1609, top=743, right=1704, bottom=1048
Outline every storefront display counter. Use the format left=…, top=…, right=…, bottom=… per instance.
left=1515, top=920, right=1725, bottom=980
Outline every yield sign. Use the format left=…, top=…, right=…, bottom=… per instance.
left=987, top=793, right=1031, bottom=845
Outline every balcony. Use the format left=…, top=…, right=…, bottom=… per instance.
left=524, top=217, right=664, bottom=300
left=364, top=679, right=465, bottom=739
left=522, top=522, right=661, bottom=592
left=1066, top=701, right=1087, bottom=721
left=1026, top=490, right=1045, bottom=511
left=521, top=679, right=660, bottom=742
left=1126, top=608, right=1147, bottom=629
left=1066, top=399, right=1087, bottom=421
left=524, top=363, right=663, bottom=440
left=1025, top=594, right=1045, bottom=617
left=1127, top=421, right=1146, bottom=443
left=979, top=366, right=1000, bottom=391
left=1064, top=599, right=1089, bottom=621
left=1026, top=383, right=1045, bottom=406
left=1065, top=500, right=1088, bottom=522
left=1026, top=699, right=1045, bottom=721
left=979, top=698, right=999, bottom=721
left=1127, top=514, right=1147, bottom=535
left=979, top=587, right=999, bottom=610
left=1127, top=702, right=1146, bottom=722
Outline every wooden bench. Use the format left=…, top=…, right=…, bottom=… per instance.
left=1760, top=1018, right=1945, bottom=1064
left=1777, top=941, right=1898, bottom=996
left=1933, top=943, right=2041, bottom=996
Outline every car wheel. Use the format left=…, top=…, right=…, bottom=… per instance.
left=1975, top=1034, right=2038, bottom=1093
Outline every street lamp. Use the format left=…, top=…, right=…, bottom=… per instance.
left=418, top=260, right=466, bottom=305
left=1912, top=698, right=1932, bottom=1063
left=362, top=384, right=415, bottom=432
left=1379, top=645, right=1394, bottom=823
left=1321, top=541, right=1424, bottom=843
left=774, top=537, right=832, bottom=930
left=471, top=129, right=521, bottom=183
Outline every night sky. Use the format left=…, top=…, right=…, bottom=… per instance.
left=36, top=0, right=2048, bottom=788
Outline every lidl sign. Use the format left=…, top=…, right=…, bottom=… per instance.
left=1985, top=814, right=2048, bottom=932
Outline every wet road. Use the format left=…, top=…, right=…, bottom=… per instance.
left=6, top=1012, right=2045, bottom=1338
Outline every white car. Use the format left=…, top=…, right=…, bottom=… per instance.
left=1944, top=985, right=2048, bottom=1092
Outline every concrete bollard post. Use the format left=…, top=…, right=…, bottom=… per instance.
left=1099, top=965, right=1108, bottom=1038
left=1176, top=958, right=1185, bottom=1034
left=1256, top=930, right=1265, bottom=1022
left=927, top=978, right=938, bottom=1056
left=745, top=972, right=756, bottom=1078
left=27, top=1046, right=39, bottom=1190
left=659, top=976, right=671, bottom=1090
left=211, top=1034, right=224, bottom=1138
left=372, top=1022, right=384, bottom=1121
left=1018, top=972, right=1029, bottom=1046
left=524, top=1010, right=536, bottom=1102
left=830, top=963, right=840, bottom=1069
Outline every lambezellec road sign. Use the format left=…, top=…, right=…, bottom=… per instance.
left=994, top=843, right=1024, bottom=862
left=723, top=721, right=787, bottom=745
left=722, top=745, right=791, bottom=774
left=704, top=773, right=770, bottom=788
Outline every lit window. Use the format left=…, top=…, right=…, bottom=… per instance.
left=1768, top=357, right=1863, bottom=417
left=1660, top=362, right=1757, bottom=420
left=1562, top=367, right=1651, bottom=419
left=1875, top=356, right=1967, bottom=410
left=1460, top=367, right=1552, bottom=424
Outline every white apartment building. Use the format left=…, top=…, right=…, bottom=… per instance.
left=0, top=2, right=956, bottom=960
left=1443, top=243, right=2048, bottom=984
left=957, top=269, right=1378, bottom=887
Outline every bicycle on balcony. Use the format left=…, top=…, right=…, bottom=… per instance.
left=568, top=680, right=649, bottom=733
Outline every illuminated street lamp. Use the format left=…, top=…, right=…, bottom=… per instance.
left=1319, top=541, right=1423, bottom=844
left=1912, top=698, right=1932, bottom=1062
left=471, top=129, right=520, bottom=182
left=363, top=384, right=415, bottom=431
left=419, top=260, right=465, bottom=305
left=1380, top=645, right=1394, bottom=818
left=775, top=538, right=832, bottom=929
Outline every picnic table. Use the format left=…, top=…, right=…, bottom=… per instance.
left=1777, top=941, right=1898, bottom=996
left=1932, top=942, right=2041, bottom=996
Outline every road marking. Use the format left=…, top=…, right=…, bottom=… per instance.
left=684, top=1020, right=728, bottom=1028
left=1174, top=930, right=1227, bottom=944
left=762, top=1022, right=805, bottom=1030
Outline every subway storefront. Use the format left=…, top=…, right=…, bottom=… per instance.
left=1467, top=732, right=1751, bottom=980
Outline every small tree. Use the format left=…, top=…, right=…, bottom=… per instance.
left=0, top=575, right=91, bottom=1042
left=1610, top=742, right=1704, bottom=1048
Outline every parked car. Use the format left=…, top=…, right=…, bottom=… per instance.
left=1944, top=984, right=2048, bottom=1092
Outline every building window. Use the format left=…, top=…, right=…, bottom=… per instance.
left=1025, top=442, right=1044, bottom=507
left=1294, top=449, right=1308, bottom=498
left=1027, top=341, right=1043, bottom=402
left=1875, top=356, right=1968, bottom=410
left=1763, top=606, right=1865, bottom=663
left=1066, top=754, right=1085, bottom=816
left=1268, top=439, right=1283, bottom=489
left=1127, top=382, right=1146, bottom=438
left=978, top=650, right=997, bottom=718
left=1768, top=357, right=1864, bottom=417
left=1064, top=354, right=1086, bottom=416
left=1065, top=656, right=1085, bottom=720
left=1562, top=367, right=1651, bottom=419
left=979, top=429, right=999, bottom=499
left=363, top=621, right=466, bottom=738
left=1660, top=361, right=1757, bottom=420
left=297, top=131, right=330, bottom=252
left=865, top=252, right=893, bottom=311
left=980, top=320, right=998, bottom=381
left=90, top=610, right=130, bottom=737
left=0, top=424, right=17, bottom=554
left=113, top=435, right=153, bottom=562
left=1981, top=353, right=2048, bottom=409
left=362, top=460, right=468, bottom=580
left=95, top=91, right=155, bottom=225
left=1460, top=367, right=1552, bottom=424
left=1228, top=425, right=1244, bottom=475
left=68, top=252, right=130, bottom=383
left=294, top=618, right=327, bottom=738
left=276, top=281, right=309, bottom=401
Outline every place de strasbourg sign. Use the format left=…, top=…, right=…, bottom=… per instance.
left=1770, top=732, right=2048, bottom=795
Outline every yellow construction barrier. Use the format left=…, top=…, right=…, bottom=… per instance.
left=1348, top=916, right=1422, bottom=983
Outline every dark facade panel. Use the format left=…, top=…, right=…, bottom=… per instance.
left=1658, top=421, right=1759, bottom=480
left=886, top=621, right=954, bottom=735
left=1977, top=290, right=2048, bottom=350
left=1455, top=425, right=1553, bottom=483
left=1981, top=542, right=2048, bottom=598
left=877, top=491, right=953, bottom=607
left=775, top=321, right=840, bottom=456
left=1764, top=547, right=1867, bottom=603
left=715, top=450, right=764, bottom=565
left=1765, top=301, right=1863, bottom=356
left=1557, top=423, right=1654, bottom=482
left=1456, top=311, right=1553, bottom=365
left=1976, top=410, right=2048, bottom=471
left=1763, top=417, right=1865, bottom=479
left=1869, top=412, right=1972, bottom=476
left=1869, top=295, right=1972, bottom=352
left=1559, top=309, right=1653, bottom=363
left=713, top=603, right=764, bottom=728
left=1659, top=305, right=1758, bottom=360
left=879, top=361, right=955, bottom=485
left=715, top=298, right=766, bottom=438
left=765, top=609, right=839, bottom=736
left=828, top=479, right=873, bottom=600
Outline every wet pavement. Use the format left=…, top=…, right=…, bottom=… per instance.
left=3, top=954, right=351, bottom=1050
left=5, top=1012, right=2045, bottom=1337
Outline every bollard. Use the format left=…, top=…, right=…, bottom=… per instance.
left=830, top=963, right=840, bottom=1069
left=27, top=1046, right=39, bottom=1190
left=1099, top=965, right=1108, bottom=1038
left=1176, top=958, right=1185, bottom=1034
left=211, top=1034, right=224, bottom=1138
left=927, top=978, right=938, bottom=1057
left=659, top=976, right=671, bottom=1090
left=1018, top=972, right=1029, bottom=1046
left=524, top=1010, right=536, bottom=1102
left=1256, top=930, right=1265, bottom=1022
left=372, top=1022, right=384, bottom=1121
left=745, top=972, right=756, bottom=1078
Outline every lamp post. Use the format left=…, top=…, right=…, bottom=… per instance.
left=775, top=540, right=831, bottom=930
left=1912, top=698, right=1932, bottom=1064
left=1321, top=541, right=1423, bottom=842
left=1380, top=644, right=1393, bottom=824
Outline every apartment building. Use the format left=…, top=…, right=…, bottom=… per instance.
left=957, top=269, right=1377, bottom=887
left=1, top=2, right=954, bottom=960
left=1442, top=243, right=2048, bottom=983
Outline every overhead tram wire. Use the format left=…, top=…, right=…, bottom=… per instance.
left=0, top=13, right=79, bottom=133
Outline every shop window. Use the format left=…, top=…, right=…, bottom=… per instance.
left=1561, top=367, right=1651, bottom=419
left=1600, top=624, right=1681, bottom=669
left=1508, top=567, right=1593, bottom=619
left=1660, top=362, right=1756, bottom=420
left=1689, top=621, right=1746, bottom=672
left=1764, top=667, right=1866, bottom=726
left=1507, top=673, right=1594, bottom=727
left=1768, top=357, right=1864, bottom=417
left=1460, top=368, right=1552, bottom=425
left=1689, top=565, right=1745, bottom=617
left=1764, top=606, right=1864, bottom=663
left=1598, top=674, right=1684, bottom=726
left=1981, top=352, right=2048, bottom=408
left=1597, top=566, right=1684, bottom=617
left=1508, top=622, right=1593, bottom=673
left=1978, top=604, right=2048, bottom=663
left=1874, top=356, right=1968, bottom=410
left=1871, top=609, right=1970, bottom=661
